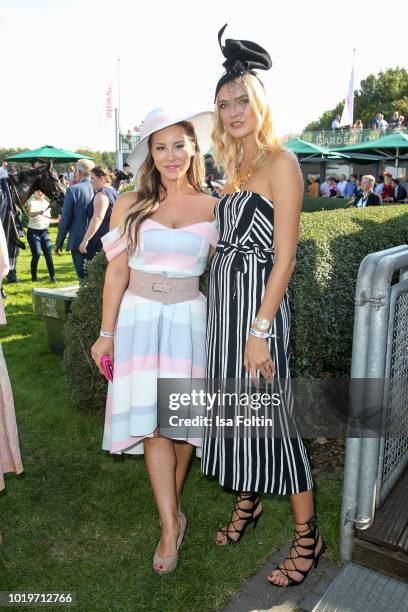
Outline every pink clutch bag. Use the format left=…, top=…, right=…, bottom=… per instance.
left=101, top=355, right=114, bottom=382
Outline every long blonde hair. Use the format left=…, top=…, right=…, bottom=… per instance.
left=120, top=121, right=205, bottom=252
left=211, top=73, right=283, bottom=182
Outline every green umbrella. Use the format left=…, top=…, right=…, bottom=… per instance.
left=6, top=145, right=94, bottom=163
left=284, top=138, right=349, bottom=159
left=333, top=132, right=408, bottom=169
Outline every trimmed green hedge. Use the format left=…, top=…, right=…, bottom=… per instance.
left=302, top=196, right=353, bottom=213
left=63, top=206, right=408, bottom=411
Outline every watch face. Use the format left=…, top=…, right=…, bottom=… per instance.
left=256, top=318, right=270, bottom=331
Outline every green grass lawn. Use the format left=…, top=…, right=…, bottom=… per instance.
left=0, top=228, right=343, bottom=611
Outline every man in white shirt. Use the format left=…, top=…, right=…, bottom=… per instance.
left=331, top=115, right=341, bottom=132
left=337, top=174, right=348, bottom=197
left=0, top=161, right=9, bottom=179
left=378, top=114, right=389, bottom=133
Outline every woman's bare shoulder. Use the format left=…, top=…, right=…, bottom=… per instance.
left=193, top=192, right=218, bottom=220
left=110, top=190, right=138, bottom=226
left=266, top=147, right=299, bottom=172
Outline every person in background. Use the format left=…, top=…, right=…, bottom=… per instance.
left=25, top=190, right=59, bottom=282
left=371, top=113, right=381, bottom=130
left=0, top=161, right=9, bottom=179
left=55, top=159, right=95, bottom=280
left=331, top=115, right=341, bottom=132
left=378, top=114, right=389, bottom=133
left=323, top=177, right=338, bottom=197
left=307, top=175, right=320, bottom=198
left=381, top=172, right=394, bottom=202
left=336, top=174, right=348, bottom=197
left=398, top=115, right=405, bottom=129
left=0, top=217, right=23, bottom=535
left=353, top=175, right=381, bottom=207
left=210, top=180, right=225, bottom=198
left=67, top=166, right=75, bottom=184
left=374, top=175, right=384, bottom=197
left=319, top=177, right=328, bottom=195
left=344, top=174, right=358, bottom=198
left=389, top=111, right=400, bottom=129
left=58, top=174, right=68, bottom=188
left=391, top=178, right=407, bottom=203
left=79, top=166, right=118, bottom=261
left=354, top=119, right=363, bottom=131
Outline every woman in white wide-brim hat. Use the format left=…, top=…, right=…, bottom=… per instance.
left=91, top=107, right=218, bottom=573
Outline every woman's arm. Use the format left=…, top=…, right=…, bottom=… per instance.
left=257, top=151, right=303, bottom=324
left=79, top=193, right=109, bottom=253
left=90, top=192, right=137, bottom=370
left=244, top=151, right=303, bottom=381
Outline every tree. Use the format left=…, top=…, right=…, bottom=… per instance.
left=304, top=67, right=408, bottom=131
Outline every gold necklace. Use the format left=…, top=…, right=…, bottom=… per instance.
left=233, top=165, right=255, bottom=192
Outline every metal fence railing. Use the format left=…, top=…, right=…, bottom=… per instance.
left=340, top=245, right=408, bottom=563
left=376, top=280, right=408, bottom=506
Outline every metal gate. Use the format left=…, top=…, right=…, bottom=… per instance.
left=340, top=245, right=408, bottom=563
left=376, top=278, right=408, bottom=506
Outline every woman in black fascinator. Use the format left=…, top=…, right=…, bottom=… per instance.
left=201, top=25, right=326, bottom=588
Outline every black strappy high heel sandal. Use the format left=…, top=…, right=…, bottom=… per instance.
left=268, top=514, right=326, bottom=587
left=215, top=492, right=263, bottom=545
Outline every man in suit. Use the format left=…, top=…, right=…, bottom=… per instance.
left=353, top=175, right=381, bottom=207
left=391, top=178, right=407, bottom=203
left=55, top=159, right=95, bottom=279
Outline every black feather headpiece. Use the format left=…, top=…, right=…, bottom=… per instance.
left=214, top=24, right=272, bottom=102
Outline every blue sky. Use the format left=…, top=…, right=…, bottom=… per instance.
left=1, top=0, right=407, bottom=150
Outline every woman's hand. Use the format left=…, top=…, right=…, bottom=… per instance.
left=244, top=335, right=275, bottom=382
left=91, top=336, right=114, bottom=375
left=79, top=239, right=88, bottom=254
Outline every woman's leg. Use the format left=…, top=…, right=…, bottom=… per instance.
left=40, top=230, right=55, bottom=280
left=27, top=229, right=41, bottom=281
left=215, top=491, right=263, bottom=544
left=174, top=441, right=194, bottom=503
left=267, top=490, right=324, bottom=586
left=143, top=437, right=180, bottom=566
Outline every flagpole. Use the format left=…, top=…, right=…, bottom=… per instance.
left=117, top=57, right=121, bottom=134
left=116, top=58, right=122, bottom=169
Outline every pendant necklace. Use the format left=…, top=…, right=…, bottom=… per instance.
left=233, top=164, right=255, bottom=192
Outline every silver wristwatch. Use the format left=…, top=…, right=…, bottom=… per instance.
left=252, top=317, right=271, bottom=331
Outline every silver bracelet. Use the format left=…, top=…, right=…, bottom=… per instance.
left=100, top=330, right=115, bottom=338
left=249, top=328, right=276, bottom=339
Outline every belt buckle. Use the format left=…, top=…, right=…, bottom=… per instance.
left=152, top=280, right=171, bottom=293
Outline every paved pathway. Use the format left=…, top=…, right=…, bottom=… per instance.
left=223, top=548, right=408, bottom=612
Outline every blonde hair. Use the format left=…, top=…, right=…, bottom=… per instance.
left=363, top=174, right=375, bottom=185
left=76, top=159, right=95, bottom=176
left=211, top=73, right=283, bottom=182
left=120, top=121, right=205, bottom=252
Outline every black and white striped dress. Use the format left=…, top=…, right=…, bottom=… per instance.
left=201, top=191, right=313, bottom=495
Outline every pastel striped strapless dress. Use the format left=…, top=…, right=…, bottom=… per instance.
left=101, top=218, right=219, bottom=455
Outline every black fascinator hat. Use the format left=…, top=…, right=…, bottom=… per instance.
left=214, top=24, right=272, bottom=102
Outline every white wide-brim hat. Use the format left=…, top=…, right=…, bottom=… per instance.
left=126, top=107, right=214, bottom=175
